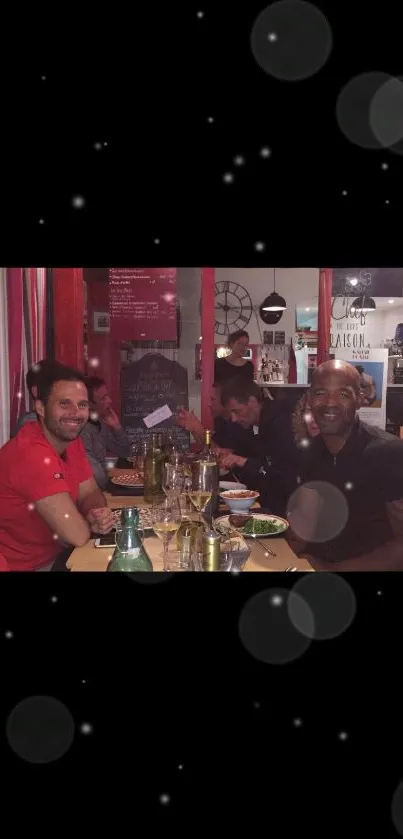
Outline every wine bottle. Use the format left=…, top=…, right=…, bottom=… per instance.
left=108, top=508, right=153, bottom=572
left=144, top=434, right=164, bottom=503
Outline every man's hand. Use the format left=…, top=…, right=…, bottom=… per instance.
left=87, top=507, right=116, bottom=535
left=102, top=407, right=121, bottom=430
left=212, top=445, right=233, bottom=458
left=218, top=452, right=248, bottom=470
left=176, top=408, right=204, bottom=438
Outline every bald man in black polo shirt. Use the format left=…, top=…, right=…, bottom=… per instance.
left=289, top=360, right=403, bottom=571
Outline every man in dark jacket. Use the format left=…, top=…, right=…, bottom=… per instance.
left=288, top=360, right=403, bottom=571
left=219, top=377, right=300, bottom=516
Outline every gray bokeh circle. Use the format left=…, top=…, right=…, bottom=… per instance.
left=6, top=696, right=75, bottom=764
left=370, top=76, right=403, bottom=150
left=391, top=780, right=403, bottom=836
left=287, top=481, right=349, bottom=544
left=238, top=588, right=315, bottom=664
left=336, top=71, right=392, bottom=149
left=288, top=573, right=357, bottom=640
left=251, top=1, right=333, bottom=81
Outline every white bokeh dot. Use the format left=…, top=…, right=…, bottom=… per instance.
left=50, top=596, right=58, bottom=603
left=233, top=155, right=245, bottom=166
left=52, top=534, right=59, bottom=541
left=154, top=238, right=160, bottom=244
left=41, top=75, right=47, bottom=81
left=381, top=162, right=389, bottom=170
left=159, top=794, right=171, bottom=805
left=385, top=199, right=390, bottom=204
left=88, top=358, right=100, bottom=368
left=253, top=701, right=261, bottom=709
left=223, top=172, right=234, bottom=184
left=80, top=723, right=93, bottom=735
left=196, top=10, right=204, bottom=18
left=268, top=32, right=278, bottom=42
left=28, top=503, right=35, bottom=512
left=338, top=731, right=349, bottom=741
left=94, top=142, right=103, bottom=150
left=344, top=481, right=354, bottom=491
left=254, top=241, right=266, bottom=252
left=293, top=718, right=303, bottom=727
left=270, top=594, right=284, bottom=607
left=44, top=457, right=51, bottom=465
left=342, top=190, right=348, bottom=196
left=72, top=195, right=85, bottom=209
left=39, top=219, right=45, bottom=225
left=178, top=764, right=183, bottom=770
left=377, top=590, right=383, bottom=596
left=5, top=631, right=13, bottom=639
left=260, top=146, right=271, bottom=158
left=207, top=116, right=214, bottom=123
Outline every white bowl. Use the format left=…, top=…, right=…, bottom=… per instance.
left=220, top=490, right=260, bottom=513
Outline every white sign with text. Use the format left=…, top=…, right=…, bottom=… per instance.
left=335, top=348, right=388, bottom=430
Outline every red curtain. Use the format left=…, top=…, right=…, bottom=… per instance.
left=3, top=268, right=47, bottom=439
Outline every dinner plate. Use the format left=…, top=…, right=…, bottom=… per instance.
left=110, top=472, right=144, bottom=488
left=214, top=513, right=289, bottom=538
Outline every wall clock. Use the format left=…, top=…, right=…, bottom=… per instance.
left=214, top=281, right=253, bottom=336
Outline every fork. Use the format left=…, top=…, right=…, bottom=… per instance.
left=254, top=538, right=276, bottom=557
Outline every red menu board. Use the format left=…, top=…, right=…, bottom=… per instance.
left=109, top=268, right=177, bottom=341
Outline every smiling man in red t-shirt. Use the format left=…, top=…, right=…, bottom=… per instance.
left=0, top=364, right=116, bottom=571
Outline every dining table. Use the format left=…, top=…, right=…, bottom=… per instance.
left=68, top=467, right=314, bottom=572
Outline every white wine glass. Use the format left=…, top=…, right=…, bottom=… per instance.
left=188, top=467, right=214, bottom=528
left=151, top=498, right=181, bottom=570
left=163, top=463, right=185, bottom=500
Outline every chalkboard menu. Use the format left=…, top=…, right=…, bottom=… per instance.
left=274, top=331, right=285, bottom=346
left=109, top=267, right=177, bottom=341
left=121, top=353, right=190, bottom=450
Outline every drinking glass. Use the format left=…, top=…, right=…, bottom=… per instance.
left=163, top=463, right=185, bottom=500
left=151, top=498, right=182, bottom=569
left=188, top=466, right=215, bottom=527
left=163, top=550, right=194, bottom=572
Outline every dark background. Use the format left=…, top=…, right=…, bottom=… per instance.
left=2, top=3, right=403, bottom=833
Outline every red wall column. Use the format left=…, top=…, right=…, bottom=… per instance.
left=201, top=267, right=215, bottom=430
left=53, top=268, right=85, bottom=370
left=317, top=268, right=333, bottom=366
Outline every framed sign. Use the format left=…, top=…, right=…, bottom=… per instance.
left=274, top=331, right=285, bottom=346
left=93, top=311, right=110, bottom=333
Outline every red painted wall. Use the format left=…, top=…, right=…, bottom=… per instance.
left=85, top=275, right=112, bottom=390
left=53, top=268, right=84, bottom=370
left=83, top=268, right=121, bottom=415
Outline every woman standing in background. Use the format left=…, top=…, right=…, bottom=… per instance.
left=214, top=330, right=254, bottom=384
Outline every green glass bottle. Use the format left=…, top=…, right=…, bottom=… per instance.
left=107, top=508, right=153, bottom=572
left=144, top=434, right=164, bottom=504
